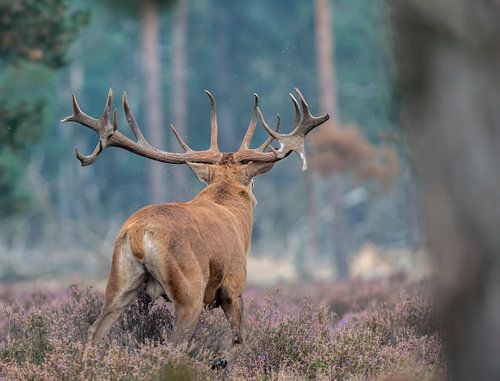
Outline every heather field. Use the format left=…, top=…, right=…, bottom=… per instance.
left=0, top=277, right=444, bottom=380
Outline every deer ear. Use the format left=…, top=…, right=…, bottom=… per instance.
left=245, top=162, right=275, bottom=181
left=187, top=162, right=211, bottom=183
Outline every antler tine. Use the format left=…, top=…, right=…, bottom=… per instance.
left=60, top=95, right=99, bottom=131
left=289, top=93, right=301, bottom=127
left=170, top=124, right=193, bottom=152
left=241, top=88, right=328, bottom=170
left=256, top=106, right=280, bottom=140
left=294, top=87, right=309, bottom=114
left=102, top=88, right=113, bottom=123
left=123, top=91, right=147, bottom=144
left=204, top=90, right=220, bottom=152
left=239, top=94, right=259, bottom=150
left=294, top=88, right=329, bottom=135
left=257, top=113, right=280, bottom=152
left=75, top=140, right=104, bottom=167
left=112, top=108, right=119, bottom=132
left=61, top=89, right=117, bottom=166
left=60, top=95, right=81, bottom=123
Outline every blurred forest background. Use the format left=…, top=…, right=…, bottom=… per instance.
left=0, top=0, right=424, bottom=284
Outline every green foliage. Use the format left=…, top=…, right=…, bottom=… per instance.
left=0, top=0, right=87, bottom=217
left=156, top=360, right=211, bottom=381
left=2, top=312, right=52, bottom=365
left=0, top=0, right=89, bottom=68
left=0, top=63, right=52, bottom=216
left=0, top=149, right=32, bottom=216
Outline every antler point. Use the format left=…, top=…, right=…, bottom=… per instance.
left=113, top=108, right=118, bottom=132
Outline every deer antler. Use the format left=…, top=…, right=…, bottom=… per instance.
left=62, top=88, right=328, bottom=170
left=233, top=88, right=329, bottom=170
left=61, top=89, right=222, bottom=166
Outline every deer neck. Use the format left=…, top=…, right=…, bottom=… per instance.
left=194, top=180, right=255, bottom=252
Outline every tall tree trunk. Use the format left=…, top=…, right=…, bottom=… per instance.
left=141, top=0, right=166, bottom=203
left=68, top=60, right=86, bottom=223
left=214, top=0, right=237, bottom=150
left=171, top=0, right=189, bottom=200
left=391, top=1, right=500, bottom=378
left=314, top=0, right=338, bottom=118
left=58, top=51, right=85, bottom=229
left=304, top=170, right=319, bottom=258
left=314, top=0, right=349, bottom=279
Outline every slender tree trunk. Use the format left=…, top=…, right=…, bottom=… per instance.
left=391, top=1, right=500, bottom=378
left=314, top=0, right=349, bottom=279
left=141, top=0, right=166, bottom=203
left=314, top=0, right=338, bottom=118
left=171, top=0, right=189, bottom=200
left=58, top=52, right=85, bottom=230
left=214, top=0, right=237, bottom=150
left=304, top=170, right=319, bottom=258
left=329, top=175, right=349, bottom=278
left=58, top=69, right=79, bottom=221
left=69, top=61, right=85, bottom=222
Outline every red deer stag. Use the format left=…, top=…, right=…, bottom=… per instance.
left=61, top=88, right=328, bottom=355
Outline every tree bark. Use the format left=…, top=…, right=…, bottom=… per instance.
left=141, top=0, right=166, bottom=203
left=304, top=170, right=319, bottom=259
left=390, top=0, right=500, bottom=378
left=314, top=0, right=338, bottom=117
left=314, top=0, right=349, bottom=279
left=214, top=0, right=237, bottom=150
left=171, top=0, right=189, bottom=200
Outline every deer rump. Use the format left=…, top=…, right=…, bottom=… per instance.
left=116, top=200, right=248, bottom=308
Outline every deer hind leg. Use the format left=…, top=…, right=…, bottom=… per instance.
left=164, top=264, right=204, bottom=344
left=207, top=290, right=244, bottom=370
left=141, top=268, right=203, bottom=344
left=170, top=297, right=203, bottom=344
left=220, top=290, right=244, bottom=346
left=85, top=237, right=146, bottom=352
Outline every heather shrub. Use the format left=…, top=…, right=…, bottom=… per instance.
left=190, top=308, right=231, bottom=360
left=325, top=291, right=444, bottom=380
left=112, top=287, right=174, bottom=349
left=157, top=358, right=212, bottom=381
left=233, top=299, right=333, bottom=379
left=2, top=337, right=211, bottom=381
left=1, top=312, right=52, bottom=365
left=50, top=285, right=102, bottom=342
left=361, top=291, right=441, bottom=345
left=272, top=276, right=409, bottom=319
left=0, top=280, right=445, bottom=381
left=328, top=325, right=387, bottom=379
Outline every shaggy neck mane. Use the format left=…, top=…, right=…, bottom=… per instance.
left=195, top=180, right=254, bottom=253
left=195, top=180, right=250, bottom=204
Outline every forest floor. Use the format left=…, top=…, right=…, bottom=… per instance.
left=0, top=275, right=444, bottom=380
